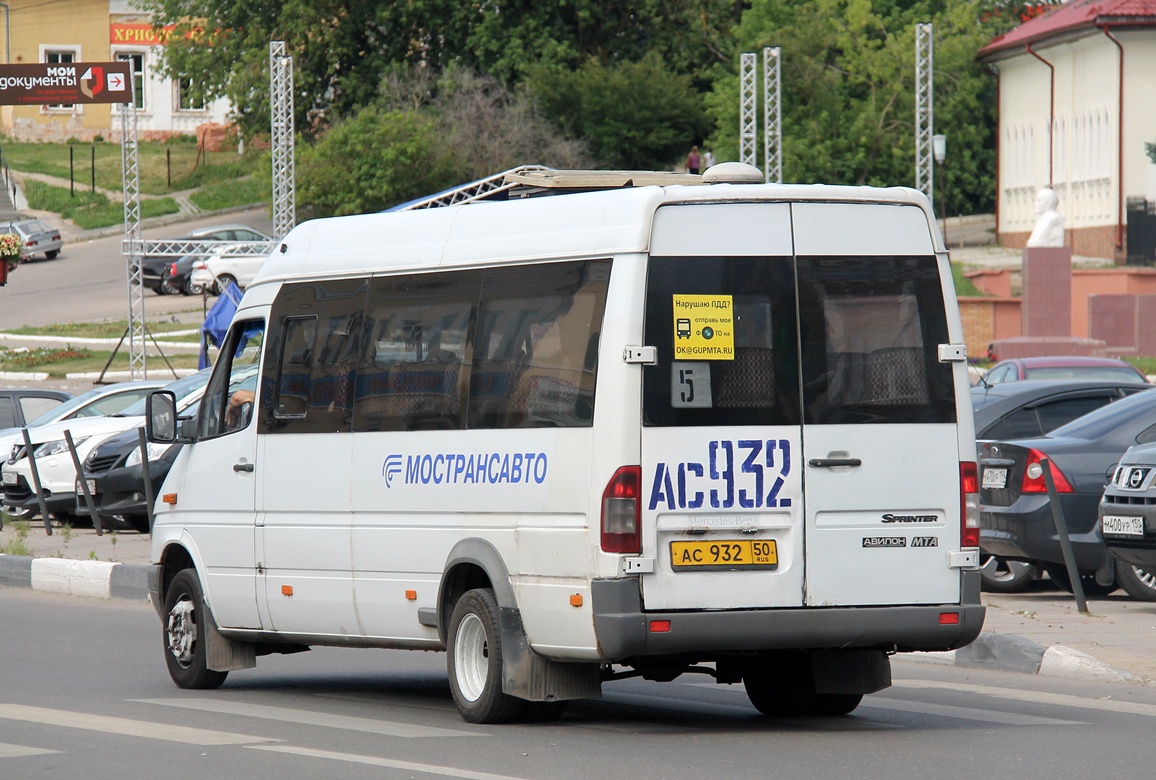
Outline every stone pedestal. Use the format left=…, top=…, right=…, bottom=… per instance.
left=1022, top=246, right=1073, bottom=337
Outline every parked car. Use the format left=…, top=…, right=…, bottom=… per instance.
left=189, top=242, right=273, bottom=295
left=1, top=372, right=208, bottom=523
left=0, top=217, right=63, bottom=261
left=978, top=388, right=1156, bottom=600
left=0, top=381, right=165, bottom=473
left=972, top=379, right=1154, bottom=591
left=142, top=224, right=273, bottom=296
left=982, top=355, right=1148, bottom=385
left=0, top=388, right=71, bottom=430
left=1099, top=441, right=1156, bottom=600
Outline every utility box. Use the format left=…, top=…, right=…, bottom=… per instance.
left=1126, top=197, right=1156, bottom=266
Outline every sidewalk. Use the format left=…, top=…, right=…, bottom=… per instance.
left=2, top=519, right=1154, bottom=685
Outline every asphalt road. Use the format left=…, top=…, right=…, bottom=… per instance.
left=0, top=208, right=274, bottom=330
left=3, top=587, right=1156, bottom=780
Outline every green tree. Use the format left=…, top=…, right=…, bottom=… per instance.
left=706, top=0, right=1013, bottom=215
left=527, top=55, right=713, bottom=169
left=296, top=108, right=455, bottom=217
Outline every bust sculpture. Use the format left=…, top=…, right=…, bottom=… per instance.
left=1026, top=186, right=1065, bottom=248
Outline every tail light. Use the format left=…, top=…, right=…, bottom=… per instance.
left=169, top=263, right=179, bottom=276
left=601, top=465, right=641, bottom=553
left=960, top=461, right=980, bottom=547
left=1020, top=448, right=1074, bottom=494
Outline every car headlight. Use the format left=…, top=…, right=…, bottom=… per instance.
left=124, top=442, right=174, bottom=468
left=34, top=437, right=89, bottom=459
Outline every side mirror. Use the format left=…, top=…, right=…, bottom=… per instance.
left=146, top=391, right=178, bottom=443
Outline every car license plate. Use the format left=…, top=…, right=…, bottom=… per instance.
left=1102, top=515, right=1144, bottom=537
left=982, top=467, right=1007, bottom=489
left=2, top=471, right=16, bottom=486
left=670, top=539, right=778, bottom=570
left=76, top=479, right=96, bottom=495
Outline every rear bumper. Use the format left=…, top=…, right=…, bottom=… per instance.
left=980, top=492, right=1106, bottom=572
left=590, top=575, right=985, bottom=662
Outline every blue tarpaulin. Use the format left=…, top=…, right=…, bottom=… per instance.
left=198, top=282, right=244, bottom=369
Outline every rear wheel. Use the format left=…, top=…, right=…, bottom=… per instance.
left=183, top=278, right=205, bottom=296
left=158, top=273, right=180, bottom=296
left=1045, top=563, right=1118, bottom=596
left=216, top=273, right=237, bottom=294
left=744, top=652, right=819, bottom=717
left=45, top=249, right=59, bottom=259
left=447, top=588, right=524, bottom=723
left=1114, top=560, right=1156, bottom=601
left=163, top=569, right=228, bottom=690
left=980, top=554, right=1040, bottom=593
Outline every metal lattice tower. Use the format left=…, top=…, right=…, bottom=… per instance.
left=120, top=97, right=146, bottom=380
left=739, top=53, right=757, bottom=169
left=915, top=23, right=934, bottom=200
left=763, top=47, right=782, bottom=184
left=270, top=41, right=295, bottom=241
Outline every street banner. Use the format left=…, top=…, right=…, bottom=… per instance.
left=0, top=62, right=133, bottom=106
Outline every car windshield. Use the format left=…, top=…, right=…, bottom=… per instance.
left=118, top=370, right=211, bottom=417
left=23, top=387, right=105, bottom=427
left=1048, top=387, right=1156, bottom=440
left=1023, top=366, right=1143, bottom=382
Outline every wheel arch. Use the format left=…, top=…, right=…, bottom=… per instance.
left=436, top=538, right=515, bottom=645
left=156, top=541, right=197, bottom=611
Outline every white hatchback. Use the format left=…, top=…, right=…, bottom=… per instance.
left=190, top=244, right=273, bottom=295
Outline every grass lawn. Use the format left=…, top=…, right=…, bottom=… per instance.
left=7, top=320, right=200, bottom=340
left=0, top=346, right=200, bottom=377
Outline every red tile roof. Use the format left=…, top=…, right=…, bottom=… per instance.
left=980, top=0, right=1156, bottom=59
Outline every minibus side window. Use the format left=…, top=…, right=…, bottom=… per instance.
left=262, top=278, right=368, bottom=434
left=199, top=319, right=264, bottom=439
left=469, top=259, right=610, bottom=429
left=354, top=270, right=481, bottom=433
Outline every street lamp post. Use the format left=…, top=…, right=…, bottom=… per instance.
left=932, top=134, right=947, bottom=249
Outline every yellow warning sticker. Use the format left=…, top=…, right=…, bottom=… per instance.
left=673, top=294, right=734, bottom=360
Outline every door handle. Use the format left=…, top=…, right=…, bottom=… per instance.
left=233, top=462, right=255, bottom=473
left=808, top=458, right=862, bottom=468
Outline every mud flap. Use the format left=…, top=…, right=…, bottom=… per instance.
left=499, top=607, right=601, bottom=702
left=812, top=649, right=891, bottom=695
left=203, top=599, right=257, bottom=673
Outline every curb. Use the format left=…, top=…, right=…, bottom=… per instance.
left=905, top=631, right=1147, bottom=684
left=0, top=554, right=150, bottom=601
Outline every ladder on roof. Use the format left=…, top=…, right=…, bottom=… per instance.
left=398, top=165, right=551, bottom=210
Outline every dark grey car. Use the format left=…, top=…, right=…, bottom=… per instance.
left=979, top=388, right=1156, bottom=599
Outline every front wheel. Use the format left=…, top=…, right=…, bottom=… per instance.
left=163, top=569, right=228, bottom=690
left=158, top=274, right=180, bottom=296
left=183, top=279, right=205, bottom=296
left=1114, top=560, right=1156, bottom=601
left=447, top=588, right=524, bottom=723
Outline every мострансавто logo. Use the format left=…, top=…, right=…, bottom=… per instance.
left=381, top=451, right=548, bottom=489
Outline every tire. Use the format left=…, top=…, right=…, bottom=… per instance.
left=158, top=274, right=180, bottom=296
left=979, top=554, right=1040, bottom=593
left=447, top=588, right=524, bottom=723
left=1044, top=563, right=1118, bottom=597
left=45, top=250, right=59, bottom=259
left=1114, top=560, right=1156, bottom=602
left=743, top=652, right=819, bottom=717
left=163, top=569, right=228, bottom=690
left=812, top=693, right=864, bottom=716
left=217, top=274, right=237, bottom=293
left=183, top=279, right=205, bottom=296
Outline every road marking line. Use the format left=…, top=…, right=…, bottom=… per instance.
left=0, top=742, right=60, bottom=758
left=0, top=704, right=276, bottom=746
left=894, top=679, right=1156, bottom=717
left=249, top=744, right=532, bottom=780
left=862, top=697, right=1084, bottom=725
left=133, top=698, right=476, bottom=738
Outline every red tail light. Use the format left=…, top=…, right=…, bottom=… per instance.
left=1020, top=449, right=1074, bottom=494
left=960, top=461, right=980, bottom=548
left=601, top=465, right=641, bottom=553
left=169, top=263, right=179, bottom=275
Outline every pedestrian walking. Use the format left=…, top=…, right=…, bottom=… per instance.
left=685, top=145, right=701, bottom=175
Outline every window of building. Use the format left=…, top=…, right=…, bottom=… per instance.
left=115, top=52, right=145, bottom=109
left=42, top=48, right=78, bottom=110
left=176, top=77, right=205, bottom=111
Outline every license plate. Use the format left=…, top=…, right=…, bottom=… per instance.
left=1102, top=515, right=1144, bottom=537
left=670, top=539, right=778, bottom=570
left=982, top=468, right=1007, bottom=489
left=2, top=471, right=16, bottom=485
left=76, top=479, right=96, bottom=495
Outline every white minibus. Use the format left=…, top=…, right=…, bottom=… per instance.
left=145, top=164, right=983, bottom=723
